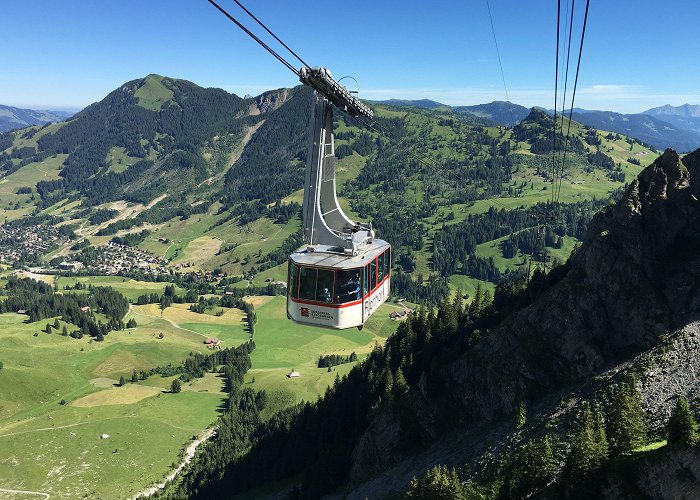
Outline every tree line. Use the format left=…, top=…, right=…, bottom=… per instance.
left=0, top=277, right=129, bottom=340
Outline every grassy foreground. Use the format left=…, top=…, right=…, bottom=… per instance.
left=0, top=281, right=402, bottom=497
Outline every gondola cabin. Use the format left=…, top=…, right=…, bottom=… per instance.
left=287, top=72, right=388, bottom=329
left=287, top=241, right=390, bottom=329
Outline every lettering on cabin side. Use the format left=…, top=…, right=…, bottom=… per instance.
left=364, top=286, right=385, bottom=318
left=310, top=309, right=334, bottom=321
left=300, top=306, right=334, bottom=321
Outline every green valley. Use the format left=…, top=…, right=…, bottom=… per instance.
left=0, top=74, right=673, bottom=499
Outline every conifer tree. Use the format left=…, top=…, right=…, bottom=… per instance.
left=565, top=406, right=603, bottom=479
left=406, top=465, right=463, bottom=499
left=470, top=283, right=483, bottom=318
left=592, top=407, right=609, bottom=465
left=516, top=400, right=527, bottom=429
left=131, top=370, right=138, bottom=383
left=452, top=289, right=464, bottom=318
left=667, top=395, right=698, bottom=446
left=119, top=375, right=126, bottom=387
left=606, top=376, right=647, bottom=455
left=393, top=369, right=409, bottom=396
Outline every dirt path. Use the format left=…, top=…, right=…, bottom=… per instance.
left=0, top=415, right=138, bottom=439
left=123, top=304, right=133, bottom=322
left=132, top=308, right=207, bottom=338
left=132, top=427, right=217, bottom=499
left=0, top=488, right=50, bottom=499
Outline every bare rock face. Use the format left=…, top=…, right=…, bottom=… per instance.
left=256, top=88, right=289, bottom=114
left=348, top=148, right=700, bottom=485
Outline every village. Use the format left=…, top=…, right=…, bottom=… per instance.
left=74, top=241, right=167, bottom=275
left=0, top=219, right=66, bottom=264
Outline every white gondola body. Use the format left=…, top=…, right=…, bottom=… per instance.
left=287, top=241, right=390, bottom=329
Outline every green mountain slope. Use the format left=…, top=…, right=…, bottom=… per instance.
left=0, top=76, right=657, bottom=301
left=165, top=147, right=700, bottom=500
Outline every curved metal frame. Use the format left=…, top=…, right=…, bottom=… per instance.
left=302, top=93, right=374, bottom=255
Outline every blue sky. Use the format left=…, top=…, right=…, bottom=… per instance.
left=3, top=0, right=699, bottom=113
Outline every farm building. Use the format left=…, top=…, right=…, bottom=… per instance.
left=287, top=371, right=301, bottom=378
left=204, top=337, right=221, bottom=349
left=389, top=309, right=414, bottom=319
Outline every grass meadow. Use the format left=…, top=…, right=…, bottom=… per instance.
left=0, top=280, right=402, bottom=497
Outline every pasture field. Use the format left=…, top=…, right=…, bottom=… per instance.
left=56, top=276, right=185, bottom=302
left=134, top=75, right=174, bottom=111
left=0, top=154, right=68, bottom=221
left=0, top=286, right=402, bottom=497
left=244, top=295, right=402, bottom=413
left=133, top=302, right=250, bottom=347
left=106, top=146, right=141, bottom=173
left=0, top=309, right=230, bottom=499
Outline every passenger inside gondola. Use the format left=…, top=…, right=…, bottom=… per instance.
left=336, top=269, right=361, bottom=303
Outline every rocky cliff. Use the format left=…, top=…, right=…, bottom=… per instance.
left=346, top=148, right=700, bottom=495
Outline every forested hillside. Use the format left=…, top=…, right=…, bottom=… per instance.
left=2, top=75, right=697, bottom=500
left=159, top=147, right=700, bottom=500
left=0, top=74, right=657, bottom=301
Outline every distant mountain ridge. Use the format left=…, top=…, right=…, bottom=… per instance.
left=371, top=98, right=700, bottom=152
left=453, top=101, right=529, bottom=127
left=0, top=104, right=74, bottom=132
left=568, top=109, right=700, bottom=152
left=645, top=103, right=700, bottom=118
left=644, top=103, right=700, bottom=134
left=369, top=98, right=446, bottom=109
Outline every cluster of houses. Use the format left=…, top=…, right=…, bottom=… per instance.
left=81, top=242, right=166, bottom=275
left=0, top=223, right=64, bottom=263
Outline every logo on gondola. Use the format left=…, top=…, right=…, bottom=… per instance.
left=300, top=307, right=309, bottom=317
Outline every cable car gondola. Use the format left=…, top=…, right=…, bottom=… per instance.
left=287, top=68, right=391, bottom=329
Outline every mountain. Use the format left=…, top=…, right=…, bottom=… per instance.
left=369, top=98, right=446, bottom=109
left=570, top=109, right=700, bottom=152
left=644, top=103, right=700, bottom=134
left=2, top=75, right=696, bottom=498
left=368, top=100, right=529, bottom=127
left=168, top=147, right=700, bottom=499
left=0, top=104, right=74, bottom=132
left=453, top=100, right=530, bottom=126
left=0, top=75, right=657, bottom=303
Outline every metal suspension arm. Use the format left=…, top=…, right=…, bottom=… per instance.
left=299, top=67, right=373, bottom=119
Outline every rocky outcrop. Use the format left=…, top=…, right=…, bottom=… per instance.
left=348, top=148, right=700, bottom=489
left=638, top=321, right=700, bottom=431
left=256, top=88, right=289, bottom=114
left=601, top=444, right=700, bottom=500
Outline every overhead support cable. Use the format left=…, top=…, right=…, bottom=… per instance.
left=556, top=0, right=590, bottom=203
left=551, top=0, right=561, bottom=204
left=555, top=0, right=576, bottom=203
left=229, top=0, right=312, bottom=70
left=357, top=116, right=440, bottom=173
left=206, top=0, right=300, bottom=76
left=486, top=0, right=510, bottom=104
